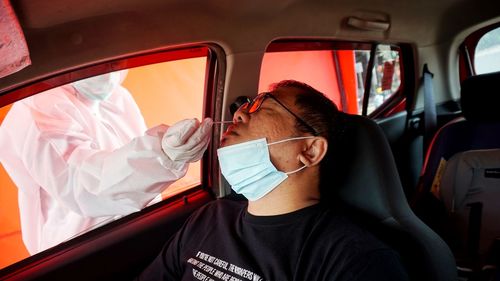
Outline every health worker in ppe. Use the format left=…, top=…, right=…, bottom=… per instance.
left=0, top=70, right=213, bottom=254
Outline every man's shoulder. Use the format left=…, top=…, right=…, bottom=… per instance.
left=201, top=198, right=246, bottom=211
left=315, top=208, right=395, bottom=254
left=309, top=209, right=408, bottom=279
left=186, top=199, right=246, bottom=225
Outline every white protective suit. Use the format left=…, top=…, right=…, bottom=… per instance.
left=0, top=72, right=210, bottom=254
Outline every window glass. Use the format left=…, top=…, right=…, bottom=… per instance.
left=475, top=26, right=500, bottom=74
left=124, top=57, right=207, bottom=198
left=365, top=45, right=402, bottom=115
left=0, top=52, right=208, bottom=268
left=260, top=42, right=402, bottom=116
left=260, top=50, right=347, bottom=111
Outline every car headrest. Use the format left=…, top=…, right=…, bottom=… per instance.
left=325, top=113, right=409, bottom=222
left=461, top=70, right=500, bottom=122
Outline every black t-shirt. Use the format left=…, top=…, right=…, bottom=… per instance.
left=137, top=199, right=409, bottom=281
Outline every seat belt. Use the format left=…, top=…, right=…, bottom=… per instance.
left=466, top=202, right=482, bottom=262
left=422, top=64, right=437, bottom=151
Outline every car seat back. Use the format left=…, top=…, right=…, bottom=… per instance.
left=328, top=113, right=457, bottom=281
left=438, top=149, right=500, bottom=268
left=420, top=71, right=500, bottom=196
left=415, top=70, right=500, bottom=279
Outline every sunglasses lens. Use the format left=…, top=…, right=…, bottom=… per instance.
left=248, top=95, right=265, bottom=113
left=230, top=96, right=252, bottom=116
left=240, top=103, right=249, bottom=110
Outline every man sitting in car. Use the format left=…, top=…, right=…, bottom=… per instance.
left=136, top=80, right=409, bottom=280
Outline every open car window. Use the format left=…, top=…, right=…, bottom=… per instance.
left=259, top=41, right=403, bottom=116
left=0, top=47, right=211, bottom=269
left=475, top=26, right=500, bottom=75
left=460, top=23, right=500, bottom=79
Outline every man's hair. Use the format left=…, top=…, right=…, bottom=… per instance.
left=270, top=80, right=344, bottom=199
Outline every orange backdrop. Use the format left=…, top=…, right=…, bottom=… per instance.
left=259, top=50, right=358, bottom=114
left=0, top=104, right=27, bottom=269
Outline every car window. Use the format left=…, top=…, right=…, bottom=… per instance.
left=474, top=26, right=500, bottom=74
left=124, top=57, right=207, bottom=198
left=0, top=48, right=209, bottom=269
left=365, top=45, right=402, bottom=115
left=259, top=42, right=402, bottom=116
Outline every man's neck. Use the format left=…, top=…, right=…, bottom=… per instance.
left=246, top=173, right=320, bottom=216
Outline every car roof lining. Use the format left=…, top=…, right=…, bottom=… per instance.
left=2, top=0, right=500, bottom=101
left=13, top=0, right=500, bottom=48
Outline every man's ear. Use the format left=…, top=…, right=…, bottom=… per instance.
left=298, top=137, right=328, bottom=167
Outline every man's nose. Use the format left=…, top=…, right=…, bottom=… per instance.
left=233, top=106, right=249, bottom=124
left=229, top=96, right=250, bottom=124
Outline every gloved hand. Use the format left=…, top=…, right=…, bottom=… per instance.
left=161, top=118, right=213, bottom=163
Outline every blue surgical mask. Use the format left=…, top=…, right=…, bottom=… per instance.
left=217, top=136, right=314, bottom=201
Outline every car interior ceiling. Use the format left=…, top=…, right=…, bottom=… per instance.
left=3, top=1, right=499, bottom=93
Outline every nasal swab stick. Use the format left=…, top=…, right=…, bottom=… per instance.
left=212, top=120, right=240, bottom=125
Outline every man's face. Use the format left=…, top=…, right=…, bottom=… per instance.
left=221, top=87, right=303, bottom=147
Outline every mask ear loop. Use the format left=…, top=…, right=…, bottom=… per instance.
left=285, top=164, right=307, bottom=175
left=267, top=136, right=315, bottom=146
left=267, top=136, right=314, bottom=175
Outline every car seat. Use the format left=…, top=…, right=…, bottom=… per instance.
left=327, top=113, right=457, bottom=281
left=415, top=70, right=500, bottom=279
left=419, top=70, right=500, bottom=201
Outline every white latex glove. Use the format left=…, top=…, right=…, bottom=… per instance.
left=161, top=118, right=213, bottom=163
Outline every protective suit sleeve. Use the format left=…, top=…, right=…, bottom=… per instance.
left=20, top=93, right=188, bottom=218
left=24, top=124, right=187, bottom=218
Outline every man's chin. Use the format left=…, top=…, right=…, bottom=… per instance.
left=220, top=137, right=236, bottom=147
left=220, top=134, right=246, bottom=147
